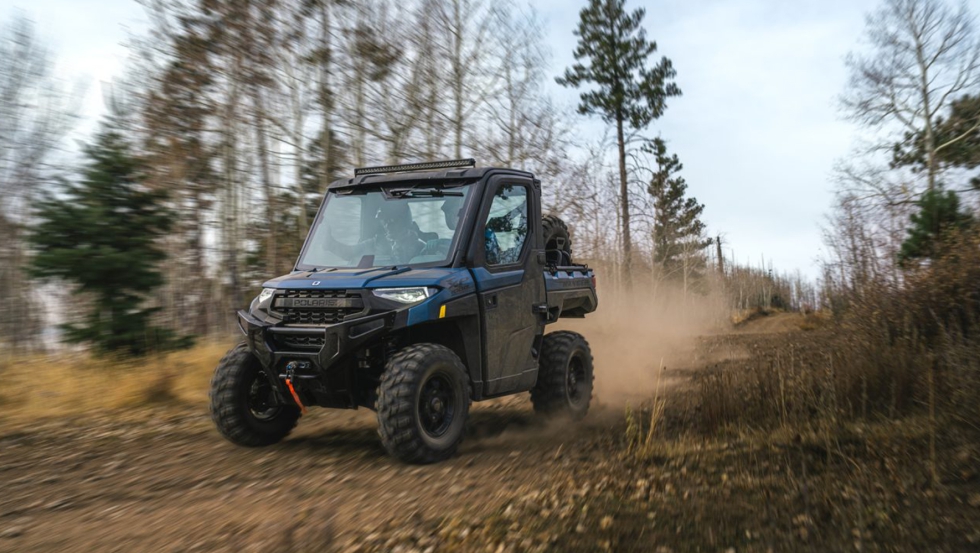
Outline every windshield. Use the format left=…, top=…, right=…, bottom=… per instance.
left=297, top=183, right=473, bottom=269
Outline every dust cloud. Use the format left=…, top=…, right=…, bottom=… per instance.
left=554, top=276, right=729, bottom=407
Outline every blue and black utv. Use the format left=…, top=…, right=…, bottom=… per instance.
left=210, top=159, right=598, bottom=464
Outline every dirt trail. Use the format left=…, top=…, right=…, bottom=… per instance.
left=1, top=394, right=635, bottom=552
left=0, top=370, right=723, bottom=552
left=733, top=311, right=806, bottom=334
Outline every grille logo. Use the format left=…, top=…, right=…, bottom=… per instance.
left=311, top=281, right=321, bottom=286
left=277, top=297, right=362, bottom=309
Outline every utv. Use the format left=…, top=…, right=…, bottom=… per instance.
left=210, top=159, right=598, bottom=464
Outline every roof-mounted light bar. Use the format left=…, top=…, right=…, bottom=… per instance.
left=354, top=158, right=476, bottom=176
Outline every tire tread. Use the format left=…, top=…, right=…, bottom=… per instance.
left=530, top=331, right=593, bottom=419
left=377, top=344, right=471, bottom=464
left=209, top=342, right=299, bottom=447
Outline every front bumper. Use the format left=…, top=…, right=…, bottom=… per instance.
left=238, top=309, right=396, bottom=372
left=237, top=308, right=398, bottom=409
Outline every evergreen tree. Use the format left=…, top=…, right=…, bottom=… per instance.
left=893, top=94, right=980, bottom=189
left=557, top=0, right=681, bottom=282
left=646, top=138, right=711, bottom=287
left=898, top=187, right=974, bottom=265
left=28, top=121, right=191, bottom=356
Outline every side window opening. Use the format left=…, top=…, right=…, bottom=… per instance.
left=484, top=185, right=528, bottom=266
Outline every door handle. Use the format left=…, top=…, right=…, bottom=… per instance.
left=486, top=294, right=498, bottom=309
left=533, top=303, right=552, bottom=322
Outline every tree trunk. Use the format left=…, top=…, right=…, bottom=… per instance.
left=192, top=187, right=208, bottom=334
left=716, top=235, right=724, bottom=274
left=293, top=94, right=308, bottom=240
left=452, top=0, right=464, bottom=159
left=353, top=62, right=366, bottom=167
left=616, top=113, right=632, bottom=286
left=320, top=1, right=333, bottom=192
left=682, top=249, right=689, bottom=300
left=254, top=87, right=277, bottom=274
left=223, top=78, right=242, bottom=317
left=914, top=37, right=937, bottom=192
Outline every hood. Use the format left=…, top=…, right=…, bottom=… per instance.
left=264, top=267, right=472, bottom=291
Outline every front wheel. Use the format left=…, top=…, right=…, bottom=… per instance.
left=376, top=344, right=471, bottom=464
left=530, top=331, right=594, bottom=420
left=210, top=343, right=300, bottom=447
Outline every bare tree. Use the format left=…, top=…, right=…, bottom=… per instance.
left=435, top=0, right=499, bottom=159
left=268, top=4, right=318, bottom=238
left=842, top=0, right=980, bottom=193
left=0, top=13, right=81, bottom=350
left=351, top=0, right=427, bottom=164
left=0, top=14, right=81, bottom=219
left=313, top=0, right=337, bottom=192
left=484, top=3, right=569, bottom=181
left=414, top=0, right=449, bottom=160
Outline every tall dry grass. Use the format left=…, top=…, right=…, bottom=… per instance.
left=696, top=229, right=980, bottom=444
left=0, top=341, right=233, bottom=426
left=624, top=358, right=667, bottom=458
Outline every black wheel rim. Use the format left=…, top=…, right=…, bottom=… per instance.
left=566, top=353, right=588, bottom=406
left=247, top=375, right=281, bottom=421
left=418, top=373, right=456, bottom=437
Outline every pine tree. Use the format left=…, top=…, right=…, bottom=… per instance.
left=898, top=188, right=974, bottom=265
left=28, top=121, right=191, bottom=356
left=893, top=94, right=980, bottom=189
left=557, top=0, right=681, bottom=283
left=646, top=138, right=711, bottom=289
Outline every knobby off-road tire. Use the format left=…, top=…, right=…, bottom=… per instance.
left=210, top=342, right=300, bottom=447
left=376, top=344, right=471, bottom=464
left=530, top=331, right=594, bottom=420
left=542, top=214, right=572, bottom=265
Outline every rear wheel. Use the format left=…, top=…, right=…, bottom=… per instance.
left=376, top=344, right=471, bottom=464
left=530, top=331, right=594, bottom=420
left=210, top=343, right=300, bottom=447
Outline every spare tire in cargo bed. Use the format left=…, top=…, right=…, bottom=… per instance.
left=542, top=215, right=572, bottom=265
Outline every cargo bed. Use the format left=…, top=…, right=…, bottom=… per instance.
left=543, top=265, right=597, bottom=321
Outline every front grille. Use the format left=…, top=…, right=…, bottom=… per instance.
left=272, top=334, right=326, bottom=351
left=274, top=289, right=364, bottom=325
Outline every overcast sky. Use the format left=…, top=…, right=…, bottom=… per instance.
left=11, top=0, right=901, bottom=278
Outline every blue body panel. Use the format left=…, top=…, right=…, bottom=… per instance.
left=469, top=267, right=524, bottom=292
left=265, top=267, right=471, bottom=292
left=263, top=267, right=478, bottom=328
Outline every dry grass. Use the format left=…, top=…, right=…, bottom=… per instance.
left=601, top=325, right=980, bottom=552
left=392, top=404, right=980, bottom=552
left=624, top=358, right=667, bottom=459
left=0, top=341, right=232, bottom=426
left=729, top=306, right=776, bottom=326
left=694, top=323, right=980, bottom=440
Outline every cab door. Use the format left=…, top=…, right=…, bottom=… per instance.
left=470, top=179, right=546, bottom=396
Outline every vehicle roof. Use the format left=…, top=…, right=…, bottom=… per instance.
left=327, top=166, right=535, bottom=191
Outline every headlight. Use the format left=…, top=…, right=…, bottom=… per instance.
left=258, top=288, right=275, bottom=303
left=371, top=287, right=437, bottom=304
